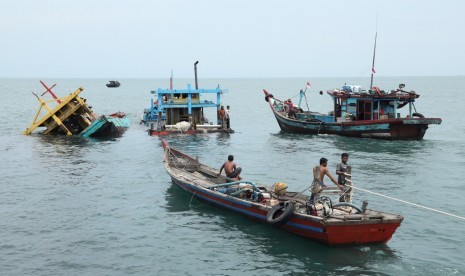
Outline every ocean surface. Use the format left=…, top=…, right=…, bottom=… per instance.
left=1, top=77, right=464, bottom=275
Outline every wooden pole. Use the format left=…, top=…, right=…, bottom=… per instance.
left=370, top=32, right=377, bottom=90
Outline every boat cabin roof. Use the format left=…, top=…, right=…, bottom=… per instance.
left=327, top=88, right=420, bottom=101
left=152, top=83, right=227, bottom=110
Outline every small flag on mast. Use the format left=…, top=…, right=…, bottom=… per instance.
left=306, top=82, right=311, bottom=88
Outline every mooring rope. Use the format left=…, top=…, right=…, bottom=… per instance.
left=353, top=185, right=465, bottom=221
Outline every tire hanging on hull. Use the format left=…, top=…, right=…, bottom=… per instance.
left=266, top=201, right=295, bottom=227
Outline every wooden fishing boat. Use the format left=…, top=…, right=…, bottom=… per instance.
left=80, top=112, right=130, bottom=138
left=263, top=33, right=441, bottom=140
left=106, top=80, right=120, bottom=88
left=263, top=86, right=442, bottom=140
left=146, top=62, right=233, bottom=135
left=162, top=141, right=403, bottom=246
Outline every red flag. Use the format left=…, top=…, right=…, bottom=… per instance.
left=306, top=82, right=311, bottom=88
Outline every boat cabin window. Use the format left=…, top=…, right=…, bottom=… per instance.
left=341, top=100, right=347, bottom=113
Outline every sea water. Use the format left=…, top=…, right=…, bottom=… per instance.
left=0, top=77, right=464, bottom=275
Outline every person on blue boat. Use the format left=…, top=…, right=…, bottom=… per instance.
left=219, top=106, right=226, bottom=128
left=218, top=155, right=242, bottom=180
left=225, top=105, right=231, bottom=129
left=286, top=99, right=296, bottom=119
left=317, top=158, right=342, bottom=189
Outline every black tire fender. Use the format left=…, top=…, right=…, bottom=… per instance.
left=412, top=112, right=425, bottom=118
left=266, top=201, right=295, bottom=227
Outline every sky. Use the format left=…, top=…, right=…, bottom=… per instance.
left=1, top=0, right=464, bottom=78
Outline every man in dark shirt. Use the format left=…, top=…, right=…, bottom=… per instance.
left=336, top=153, right=349, bottom=186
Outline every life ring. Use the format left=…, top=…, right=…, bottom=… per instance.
left=265, top=94, right=274, bottom=102
left=332, top=202, right=363, bottom=214
left=412, top=112, right=425, bottom=118
left=266, top=201, right=295, bottom=227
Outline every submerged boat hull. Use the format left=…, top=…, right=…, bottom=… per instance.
left=81, top=115, right=130, bottom=138
left=162, top=141, right=403, bottom=246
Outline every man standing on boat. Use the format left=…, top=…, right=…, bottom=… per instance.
left=225, top=105, right=231, bottom=129
left=336, top=153, right=351, bottom=202
left=336, top=153, right=349, bottom=186
left=219, top=106, right=226, bottom=129
left=287, top=99, right=296, bottom=119
left=218, top=155, right=242, bottom=180
left=318, top=158, right=342, bottom=189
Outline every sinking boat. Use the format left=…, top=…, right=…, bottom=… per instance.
left=106, top=80, right=120, bottom=88
left=147, top=62, right=233, bottom=135
left=80, top=112, right=130, bottom=138
left=24, top=81, right=130, bottom=138
left=162, top=141, right=403, bottom=246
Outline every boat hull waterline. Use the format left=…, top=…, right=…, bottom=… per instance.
left=264, top=90, right=441, bottom=140
left=162, top=141, right=403, bottom=246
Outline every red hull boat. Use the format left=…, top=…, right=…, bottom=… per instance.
left=162, top=141, right=403, bottom=246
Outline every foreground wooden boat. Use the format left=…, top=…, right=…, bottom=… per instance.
left=162, top=141, right=403, bottom=246
left=263, top=86, right=442, bottom=140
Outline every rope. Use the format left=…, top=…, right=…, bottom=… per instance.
left=317, top=121, right=323, bottom=135
left=189, top=192, right=196, bottom=207
left=353, top=185, right=465, bottom=221
left=167, top=147, right=191, bottom=170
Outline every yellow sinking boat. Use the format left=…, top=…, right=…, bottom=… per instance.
left=24, top=81, right=129, bottom=137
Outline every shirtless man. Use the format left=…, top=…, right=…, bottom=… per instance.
left=319, top=158, right=344, bottom=190
left=218, top=155, right=242, bottom=180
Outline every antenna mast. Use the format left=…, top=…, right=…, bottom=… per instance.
left=370, top=32, right=377, bottom=90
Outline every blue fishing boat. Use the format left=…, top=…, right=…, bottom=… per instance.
left=146, top=62, right=233, bottom=135
left=81, top=112, right=130, bottom=138
left=140, top=96, right=167, bottom=125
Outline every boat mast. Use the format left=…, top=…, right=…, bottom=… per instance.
left=370, top=32, right=377, bottom=90
left=194, top=61, right=199, bottom=89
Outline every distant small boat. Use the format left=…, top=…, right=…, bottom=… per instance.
left=80, top=112, right=130, bottom=138
left=106, top=80, right=120, bottom=88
